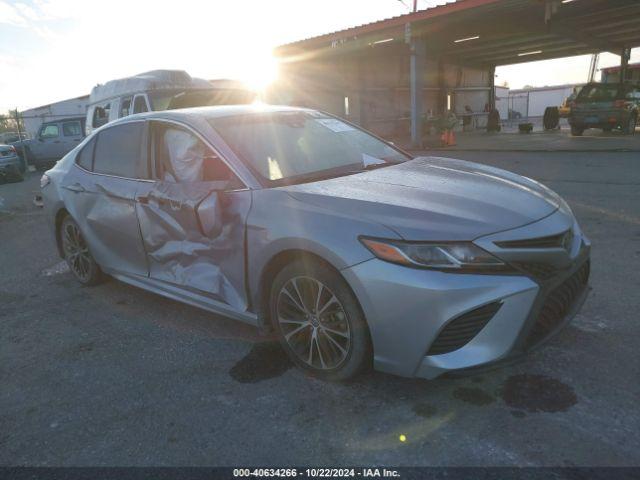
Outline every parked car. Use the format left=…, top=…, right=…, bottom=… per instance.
left=569, top=82, right=639, bottom=135
left=0, top=131, right=29, bottom=144
left=86, top=70, right=255, bottom=135
left=41, top=106, right=591, bottom=381
left=0, top=144, right=24, bottom=182
left=12, top=117, right=85, bottom=171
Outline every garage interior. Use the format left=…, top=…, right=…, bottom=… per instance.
left=272, top=0, right=640, bottom=147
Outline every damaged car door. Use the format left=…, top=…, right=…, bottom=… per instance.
left=63, top=121, right=151, bottom=277
left=135, top=121, right=251, bottom=312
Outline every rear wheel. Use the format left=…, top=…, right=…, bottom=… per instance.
left=270, top=259, right=371, bottom=381
left=60, top=216, right=104, bottom=286
left=570, top=125, right=584, bottom=136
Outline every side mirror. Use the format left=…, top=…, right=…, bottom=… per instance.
left=196, top=191, right=223, bottom=238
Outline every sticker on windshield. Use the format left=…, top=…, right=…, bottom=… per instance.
left=315, top=118, right=356, bottom=133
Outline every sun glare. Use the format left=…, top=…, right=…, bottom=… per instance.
left=238, top=50, right=280, bottom=93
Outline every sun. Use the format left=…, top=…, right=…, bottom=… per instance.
left=238, top=49, right=280, bottom=93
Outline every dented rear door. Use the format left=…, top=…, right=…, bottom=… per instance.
left=62, top=121, right=151, bottom=277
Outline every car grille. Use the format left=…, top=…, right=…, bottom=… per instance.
left=427, top=302, right=502, bottom=356
left=495, top=230, right=571, bottom=249
left=524, top=260, right=590, bottom=349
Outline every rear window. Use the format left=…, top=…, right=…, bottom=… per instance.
left=93, top=123, right=145, bottom=179
left=577, top=84, right=623, bottom=102
left=76, top=137, right=96, bottom=171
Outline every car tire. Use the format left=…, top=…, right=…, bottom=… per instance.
left=626, top=115, right=637, bottom=135
left=270, top=258, right=372, bottom=381
left=60, top=216, right=104, bottom=286
left=570, top=125, right=584, bottom=136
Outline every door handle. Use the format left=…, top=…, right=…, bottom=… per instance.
left=53, top=140, right=61, bottom=144
left=63, top=183, right=85, bottom=193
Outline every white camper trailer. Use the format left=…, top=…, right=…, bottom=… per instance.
left=86, top=70, right=254, bottom=135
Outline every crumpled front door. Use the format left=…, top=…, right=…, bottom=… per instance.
left=135, top=180, right=251, bottom=312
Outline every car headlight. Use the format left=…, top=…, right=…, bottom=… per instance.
left=359, top=237, right=508, bottom=272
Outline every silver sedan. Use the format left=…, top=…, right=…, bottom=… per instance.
left=41, top=105, right=590, bottom=381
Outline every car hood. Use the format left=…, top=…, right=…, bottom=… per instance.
left=281, top=156, right=561, bottom=241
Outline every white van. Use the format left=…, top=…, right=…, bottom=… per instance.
left=86, top=70, right=255, bottom=135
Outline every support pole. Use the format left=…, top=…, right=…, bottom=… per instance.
left=620, top=47, right=631, bottom=84
left=410, top=37, right=425, bottom=148
left=13, top=109, right=29, bottom=170
left=488, top=65, right=496, bottom=112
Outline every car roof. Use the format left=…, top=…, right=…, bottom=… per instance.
left=114, top=104, right=317, bottom=124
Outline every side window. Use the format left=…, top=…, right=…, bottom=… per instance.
left=40, top=124, right=59, bottom=139
left=133, top=95, right=148, bottom=114
left=92, top=103, right=111, bottom=128
left=76, top=136, right=96, bottom=171
left=93, top=123, right=146, bottom=179
left=62, top=121, right=82, bottom=136
left=120, top=97, right=132, bottom=117
left=153, top=123, right=239, bottom=186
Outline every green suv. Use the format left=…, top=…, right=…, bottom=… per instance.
left=569, top=82, right=639, bottom=136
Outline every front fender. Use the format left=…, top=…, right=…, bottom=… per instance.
left=246, top=188, right=401, bottom=310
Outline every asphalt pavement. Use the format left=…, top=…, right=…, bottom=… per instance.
left=1, top=150, right=639, bottom=466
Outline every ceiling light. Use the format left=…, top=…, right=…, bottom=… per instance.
left=518, top=50, right=543, bottom=56
left=454, top=35, right=480, bottom=43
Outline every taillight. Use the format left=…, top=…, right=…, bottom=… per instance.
left=40, top=174, right=50, bottom=188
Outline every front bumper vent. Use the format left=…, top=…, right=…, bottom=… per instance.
left=427, top=302, right=502, bottom=356
left=524, top=260, right=590, bottom=349
left=512, top=262, right=558, bottom=281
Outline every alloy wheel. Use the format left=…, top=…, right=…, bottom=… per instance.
left=62, top=222, right=92, bottom=282
left=276, top=276, right=351, bottom=370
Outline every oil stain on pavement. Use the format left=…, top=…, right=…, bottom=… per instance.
left=412, top=403, right=438, bottom=418
left=452, top=387, right=496, bottom=406
left=502, top=374, right=577, bottom=413
left=229, top=341, right=292, bottom=383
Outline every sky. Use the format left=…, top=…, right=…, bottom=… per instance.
left=1, top=0, right=638, bottom=112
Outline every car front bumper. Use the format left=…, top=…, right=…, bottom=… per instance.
left=341, top=212, right=591, bottom=380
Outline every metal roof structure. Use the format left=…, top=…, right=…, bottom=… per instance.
left=601, top=62, right=640, bottom=73
left=277, top=0, right=640, bottom=67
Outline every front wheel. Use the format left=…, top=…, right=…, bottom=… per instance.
left=570, top=125, right=584, bottom=136
left=60, top=216, right=104, bottom=286
left=270, top=259, right=372, bottom=381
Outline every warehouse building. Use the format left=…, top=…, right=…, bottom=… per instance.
left=273, top=0, right=640, bottom=146
left=20, top=95, right=89, bottom=138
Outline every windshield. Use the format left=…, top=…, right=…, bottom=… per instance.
left=208, top=111, right=411, bottom=186
left=576, top=84, right=624, bottom=102
left=149, top=89, right=255, bottom=111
